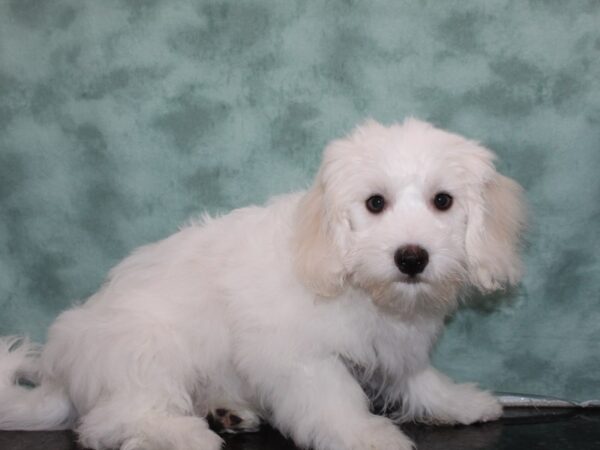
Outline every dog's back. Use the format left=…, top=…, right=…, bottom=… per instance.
left=0, top=194, right=302, bottom=446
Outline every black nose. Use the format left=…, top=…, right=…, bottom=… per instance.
left=394, top=245, right=429, bottom=276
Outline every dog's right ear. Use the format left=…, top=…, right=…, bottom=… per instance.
left=293, top=176, right=347, bottom=298
left=465, top=172, right=526, bottom=292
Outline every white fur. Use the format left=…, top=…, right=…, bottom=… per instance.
left=0, top=119, right=525, bottom=450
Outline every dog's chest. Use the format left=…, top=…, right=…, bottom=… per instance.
left=317, top=292, right=441, bottom=376
left=338, top=314, right=441, bottom=410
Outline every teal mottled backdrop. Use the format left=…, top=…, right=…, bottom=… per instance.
left=1, top=0, right=599, bottom=401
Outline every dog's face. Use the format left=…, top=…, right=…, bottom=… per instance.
left=294, top=119, right=525, bottom=313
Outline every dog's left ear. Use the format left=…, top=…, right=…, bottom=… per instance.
left=292, top=135, right=354, bottom=299
left=465, top=171, right=526, bottom=292
left=292, top=178, right=349, bottom=297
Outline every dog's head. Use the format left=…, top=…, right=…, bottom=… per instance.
left=294, top=119, right=525, bottom=313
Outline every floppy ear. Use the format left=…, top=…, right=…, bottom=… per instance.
left=293, top=174, right=348, bottom=298
left=466, top=173, right=526, bottom=292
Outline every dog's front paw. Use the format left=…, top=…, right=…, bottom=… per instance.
left=436, top=384, right=502, bottom=425
left=471, top=392, right=503, bottom=423
left=350, top=418, right=414, bottom=450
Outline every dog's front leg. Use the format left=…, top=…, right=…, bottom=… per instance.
left=250, top=357, right=413, bottom=450
left=399, top=366, right=502, bottom=425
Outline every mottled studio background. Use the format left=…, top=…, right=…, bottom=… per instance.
left=0, top=0, right=599, bottom=402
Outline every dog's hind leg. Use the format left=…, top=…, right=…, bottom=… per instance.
left=76, top=396, right=223, bottom=450
left=207, top=406, right=261, bottom=434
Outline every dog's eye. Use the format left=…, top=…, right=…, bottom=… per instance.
left=433, top=192, right=453, bottom=211
left=366, top=195, right=386, bottom=214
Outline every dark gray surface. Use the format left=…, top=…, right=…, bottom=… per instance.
left=0, top=410, right=599, bottom=450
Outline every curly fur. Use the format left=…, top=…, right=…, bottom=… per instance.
left=0, top=119, right=525, bottom=450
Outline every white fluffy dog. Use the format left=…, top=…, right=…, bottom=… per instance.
left=0, top=119, right=525, bottom=450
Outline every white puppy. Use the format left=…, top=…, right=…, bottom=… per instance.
left=0, top=119, right=525, bottom=450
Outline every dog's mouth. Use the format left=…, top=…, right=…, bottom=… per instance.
left=397, top=275, right=424, bottom=285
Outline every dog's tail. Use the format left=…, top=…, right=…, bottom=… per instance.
left=0, top=336, right=74, bottom=430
